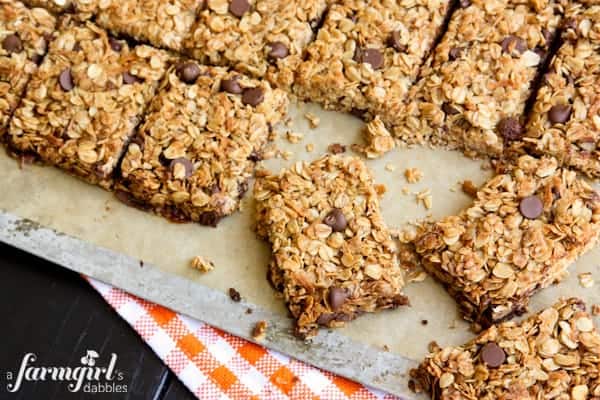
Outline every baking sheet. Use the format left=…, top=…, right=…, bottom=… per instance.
left=1, top=103, right=600, bottom=398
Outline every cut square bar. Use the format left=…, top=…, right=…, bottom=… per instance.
left=8, top=21, right=171, bottom=188
left=115, top=62, right=288, bottom=225
left=414, top=155, right=600, bottom=326
left=254, top=155, right=408, bottom=338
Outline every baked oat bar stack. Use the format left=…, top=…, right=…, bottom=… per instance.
left=183, top=0, right=328, bottom=87
left=524, top=1, right=600, bottom=179
left=254, top=155, right=408, bottom=338
left=388, top=0, right=563, bottom=158
left=414, top=155, right=600, bottom=326
left=294, top=0, right=452, bottom=122
left=412, top=298, right=600, bottom=400
left=0, top=1, right=55, bottom=135
left=116, top=62, right=288, bottom=225
left=7, top=20, right=170, bottom=189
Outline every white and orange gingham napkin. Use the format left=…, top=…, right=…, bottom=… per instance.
left=88, top=278, right=401, bottom=400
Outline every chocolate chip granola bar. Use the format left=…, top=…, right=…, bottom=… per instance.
left=94, top=0, right=205, bottom=52
left=254, top=155, right=408, bottom=338
left=524, top=2, right=600, bottom=178
left=294, top=0, right=452, bottom=121
left=115, top=62, right=288, bottom=225
left=411, top=298, right=600, bottom=400
left=389, top=0, right=563, bottom=159
left=182, top=0, right=328, bottom=87
left=414, top=155, right=600, bottom=326
left=0, top=1, right=55, bottom=135
left=8, top=21, right=170, bottom=188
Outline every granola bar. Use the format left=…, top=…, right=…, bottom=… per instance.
left=294, top=0, right=452, bottom=121
left=390, top=0, right=563, bottom=159
left=524, top=2, right=600, bottom=178
left=414, top=155, right=600, bottom=326
left=0, top=1, right=55, bottom=135
left=182, top=0, right=328, bottom=87
left=8, top=21, right=170, bottom=188
left=94, top=0, right=205, bottom=52
left=115, top=63, right=288, bottom=225
left=254, top=155, right=408, bottom=338
left=20, top=0, right=97, bottom=16
left=412, top=298, right=600, bottom=400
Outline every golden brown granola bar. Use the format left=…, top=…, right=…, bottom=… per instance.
left=182, top=0, right=328, bottom=87
left=254, top=155, right=408, bottom=338
left=294, top=0, right=452, bottom=121
left=8, top=21, right=170, bottom=188
left=411, top=298, right=600, bottom=400
left=0, top=1, right=56, bottom=135
left=116, top=62, right=288, bottom=225
left=524, top=2, right=600, bottom=178
left=94, top=0, right=205, bottom=52
left=414, top=155, right=600, bottom=326
left=389, top=0, right=563, bottom=159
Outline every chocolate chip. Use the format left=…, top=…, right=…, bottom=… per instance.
left=497, top=117, right=523, bottom=142
left=221, top=76, right=243, bottom=94
left=442, top=102, right=459, bottom=115
left=501, top=35, right=527, bottom=55
left=388, top=31, right=406, bottom=52
left=328, top=287, right=347, bottom=311
left=519, top=195, right=543, bottom=219
left=448, top=47, right=463, bottom=61
left=229, top=288, right=241, bottom=302
left=198, top=211, right=222, bottom=227
left=316, top=313, right=336, bottom=325
left=123, top=72, right=142, bottom=85
left=323, top=208, right=347, bottom=232
left=229, top=0, right=250, bottom=17
left=248, top=150, right=262, bottom=162
left=459, top=0, right=471, bottom=7
left=354, top=48, right=383, bottom=70
left=480, top=342, right=506, bottom=368
left=108, top=37, right=122, bottom=52
left=31, top=54, right=44, bottom=65
left=267, top=41, right=289, bottom=60
left=178, top=62, right=201, bottom=84
left=3, top=34, right=23, bottom=54
left=548, top=104, right=572, bottom=124
left=170, top=157, right=194, bottom=179
left=58, top=68, right=74, bottom=91
left=241, top=87, right=264, bottom=106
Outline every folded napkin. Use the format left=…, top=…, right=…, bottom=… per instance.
left=88, top=278, right=400, bottom=400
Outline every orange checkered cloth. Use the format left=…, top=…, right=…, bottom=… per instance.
left=88, top=278, right=401, bottom=400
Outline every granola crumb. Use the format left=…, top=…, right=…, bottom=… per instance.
left=578, top=272, right=595, bottom=288
left=462, top=180, right=478, bottom=198
left=405, top=168, right=423, bottom=184
left=305, top=143, right=314, bottom=153
left=374, top=184, right=387, bottom=196
left=327, top=143, right=346, bottom=154
left=286, top=131, right=303, bottom=144
left=229, top=288, right=242, bottom=302
left=190, top=256, right=214, bottom=273
left=279, top=150, right=294, bottom=160
left=362, top=117, right=395, bottom=159
left=304, top=112, right=320, bottom=128
left=401, top=186, right=411, bottom=195
left=382, top=344, right=390, bottom=352
left=385, top=163, right=396, bottom=172
left=407, top=270, right=428, bottom=283
left=428, top=341, right=440, bottom=353
left=246, top=308, right=253, bottom=314
left=285, top=117, right=293, bottom=128
left=252, top=320, right=268, bottom=341
left=592, top=304, right=600, bottom=316
left=416, top=189, right=432, bottom=209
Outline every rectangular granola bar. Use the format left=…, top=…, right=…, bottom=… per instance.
left=390, top=0, right=563, bottom=158
left=254, top=155, right=408, bottom=338
left=182, top=0, right=328, bottom=86
left=8, top=21, right=170, bottom=188
left=414, top=155, right=600, bottom=326
left=0, top=1, right=55, bottom=135
left=94, top=0, right=205, bottom=52
left=411, top=298, right=600, bottom=400
left=524, top=2, right=600, bottom=178
left=294, top=0, right=452, bottom=121
left=115, top=63, right=288, bottom=225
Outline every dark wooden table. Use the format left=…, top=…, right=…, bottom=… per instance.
left=0, top=242, right=196, bottom=400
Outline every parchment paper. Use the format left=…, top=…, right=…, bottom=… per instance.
left=1, top=102, right=599, bottom=377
